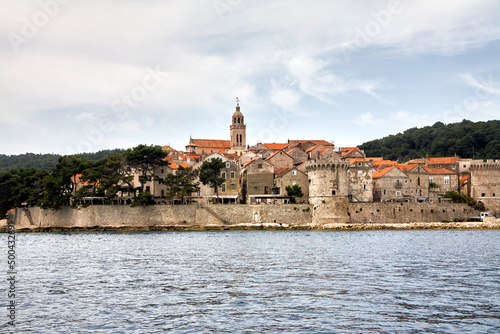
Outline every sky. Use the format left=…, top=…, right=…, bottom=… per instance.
left=1, top=0, right=500, bottom=155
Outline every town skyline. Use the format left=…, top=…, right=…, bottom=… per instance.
left=1, top=1, right=500, bottom=155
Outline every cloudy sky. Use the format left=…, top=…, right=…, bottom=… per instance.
left=1, top=0, right=500, bottom=155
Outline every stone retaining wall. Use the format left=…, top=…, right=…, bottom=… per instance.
left=0, top=202, right=486, bottom=231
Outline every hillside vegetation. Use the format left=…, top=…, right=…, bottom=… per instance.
left=0, top=149, right=125, bottom=172
left=359, top=120, right=500, bottom=162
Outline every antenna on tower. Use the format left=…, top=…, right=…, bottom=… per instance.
left=236, top=97, right=240, bottom=106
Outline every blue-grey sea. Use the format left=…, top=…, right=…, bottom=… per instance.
left=3, top=230, right=500, bottom=333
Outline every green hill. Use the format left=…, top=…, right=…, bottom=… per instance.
left=0, top=149, right=125, bottom=172
left=359, top=120, right=500, bottom=162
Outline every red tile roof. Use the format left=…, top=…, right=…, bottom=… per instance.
left=266, top=150, right=292, bottom=160
left=191, top=139, right=231, bottom=149
left=305, top=144, right=320, bottom=153
left=372, top=160, right=398, bottom=168
left=243, top=159, right=258, bottom=167
left=428, top=157, right=458, bottom=164
left=395, top=164, right=418, bottom=173
left=424, top=167, right=456, bottom=175
left=289, top=140, right=334, bottom=147
left=373, top=166, right=395, bottom=178
left=264, top=143, right=289, bottom=150
left=275, top=167, right=291, bottom=176
left=169, top=162, right=189, bottom=170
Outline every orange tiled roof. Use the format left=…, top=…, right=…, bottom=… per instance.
left=289, top=140, right=334, bottom=147
left=372, top=160, right=398, bottom=168
left=341, top=147, right=359, bottom=157
left=305, top=144, right=320, bottom=153
left=395, top=164, right=418, bottom=173
left=373, top=166, right=395, bottom=178
left=424, top=167, right=456, bottom=175
left=192, top=139, right=231, bottom=149
left=264, top=143, right=289, bottom=150
left=428, top=157, right=458, bottom=164
left=366, top=157, right=383, bottom=162
left=275, top=167, right=291, bottom=176
left=243, top=159, right=258, bottom=167
left=266, top=150, right=291, bottom=160
left=169, top=162, right=189, bottom=170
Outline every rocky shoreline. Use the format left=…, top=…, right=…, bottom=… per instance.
left=2, top=220, right=499, bottom=233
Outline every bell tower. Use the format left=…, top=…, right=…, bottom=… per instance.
left=230, top=97, right=246, bottom=154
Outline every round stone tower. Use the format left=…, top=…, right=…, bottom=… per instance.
left=306, top=154, right=349, bottom=205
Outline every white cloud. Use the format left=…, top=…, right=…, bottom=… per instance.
left=1, top=0, right=500, bottom=153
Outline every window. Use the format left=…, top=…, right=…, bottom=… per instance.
left=230, top=183, right=236, bottom=190
left=363, top=184, right=367, bottom=190
left=146, top=186, right=150, bottom=192
left=358, top=171, right=362, bottom=177
left=226, top=162, right=230, bottom=168
left=429, top=177, right=433, bottom=183
left=332, top=190, right=336, bottom=195
left=396, top=191, right=401, bottom=197
left=206, top=189, right=211, bottom=195
left=292, top=170, right=297, bottom=176
left=221, top=184, right=226, bottom=192
left=435, top=164, right=442, bottom=168
left=258, top=164, right=263, bottom=169
left=292, top=180, right=297, bottom=186
left=417, top=177, right=420, bottom=186
left=161, top=169, right=164, bottom=174
left=444, top=176, right=450, bottom=184
left=230, top=171, right=235, bottom=178
left=482, top=193, right=485, bottom=197
left=221, top=172, right=226, bottom=178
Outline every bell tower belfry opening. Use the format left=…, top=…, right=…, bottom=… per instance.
left=230, top=97, right=246, bottom=154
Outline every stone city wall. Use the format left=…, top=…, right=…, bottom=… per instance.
left=347, top=202, right=480, bottom=224
left=1, top=202, right=487, bottom=231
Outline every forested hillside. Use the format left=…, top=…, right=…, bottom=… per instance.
left=359, top=120, right=500, bottom=162
left=0, top=149, right=125, bottom=172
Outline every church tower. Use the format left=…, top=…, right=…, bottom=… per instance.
left=230, top=97, right=246, bottom=154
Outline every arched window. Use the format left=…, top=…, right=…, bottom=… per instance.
left=417, top=177, right=420, bottom=186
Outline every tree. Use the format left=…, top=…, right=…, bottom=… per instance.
left=286, top=184, right=304, bottom=198
left=199, top=158, right=226, bottom=203
left=123, top=144, right=168, bottom=193
left=162, top=166, right=199, bottom=204
left=0, top=168, right=48, bottom=218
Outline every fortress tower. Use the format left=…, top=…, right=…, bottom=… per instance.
left=469, top=159, right=500, bottom=212
left=229, top=97, right=246, bottom=154
left=305, top=154, right=350, bottom=225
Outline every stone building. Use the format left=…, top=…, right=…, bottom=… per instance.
left=396, top=164, right=429, bottom=199
left=265, top=150, right=294, bottom=171
left=469, top=159, right=500, bottom=212
left=424, top=167, right=458, bottom=197
left=372, top=166, right=410, bottom=202
left=305, top=144, right=327, bottom=160
left=242, top=158, right=275, bottom=199
left=286, top=147, right=308, bottom=165
left=305, top=155, right=349, bottom=205
left=348, top=160, right=373, bottom=202
left=274, top=167, right=309, bottom=203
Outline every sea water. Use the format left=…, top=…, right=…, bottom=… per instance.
left=3, top=230, right=500, bottom=333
